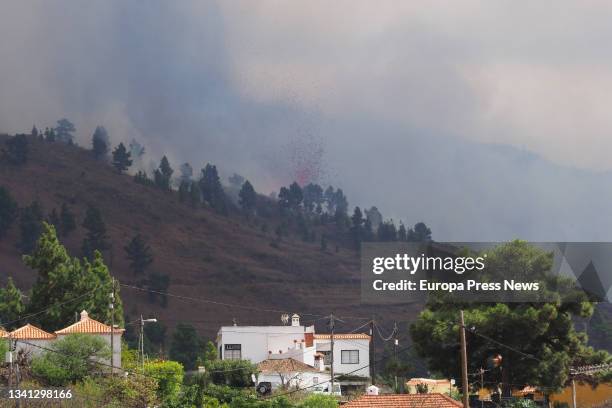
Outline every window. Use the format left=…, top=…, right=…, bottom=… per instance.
left=341, top=350, right=359, bottom=364
left=224, top=344, right=241, bottom=360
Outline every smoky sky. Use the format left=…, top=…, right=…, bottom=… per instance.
left=3, top=1, right=612, bottom=246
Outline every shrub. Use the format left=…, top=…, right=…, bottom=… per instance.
left=206, top=359, right=257, bottom=388
left=298, top=394, right=338, bottom=408
left=144, top=359, right=184, bottom=401
left=31, top=333, right=110, bottom=386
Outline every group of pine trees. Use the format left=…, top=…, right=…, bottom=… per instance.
left=5, top=119, right=433, bottom=255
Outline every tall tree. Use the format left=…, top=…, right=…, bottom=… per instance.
left=397, top=223, right=407, bottom=241
left=24, top=223, right=123, bottom=331
left=55, top=118, right=76, bottom=144
left=124, top=234, right=153, bottom=275
left=59, top=202, right=76, bottom=237
left=0, top=278, right=25, bottom=329
left=407, top=222, right=432, bottom=242
left=3, top=134, right=28, bottom=165
left=365, top=206, right=383, bottom=232
left=0, top=186, right=18, bottom=239
left=112, top=142, right=132, bottom=174
left=169, top=323, right=202, bottom=371
left=303, top=183, right=323, bottom=213
left=48, top=208, right=60, bottom=231
left=154, top=156, right=174, bottom=190
left=238, top=180, right=256, bottom=215
left=199, top=164, right=226, bottom=214
left=81, top=205, right=109, bottom=259
left=350, top=206, right=364, bottom=248
left=91, top=126, right=109, bottom=159
left=377, top=220, right=398, bottom=242
left=31, top=125, right=39, bottom=138
left=333, top=188, right=348, bottom=215
left=18, top=200, right=44, bottom=253
left=288, top=182, right=303, bottom=210
left=410, top=241, right=611, bottom=395
left=324, top=186, right=336, bottom=213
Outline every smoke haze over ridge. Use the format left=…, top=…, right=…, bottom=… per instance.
left=2, top=1, right=612, bottom=241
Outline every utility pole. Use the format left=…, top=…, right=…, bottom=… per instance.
left=370, top=318, right=375, bottom=385
left=140, top=316, right=157, bottom=372
left=110, top=277, right=115, bottom=376
left=394, top=337, right=399, bottom=391
left=329, top=313, right=335, bottom=396
left=570, top=369, right=577, bottom=408
left=460, top=310, right=470, bottom=408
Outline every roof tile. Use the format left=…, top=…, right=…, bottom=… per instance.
left=343, top=394, right=463, bottom=408
left=9, top=324, right=56, bottom=340
left=55, top=310, right=124, bottom=335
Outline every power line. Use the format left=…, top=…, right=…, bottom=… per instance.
left=263, top=343, right=415, bottom=400
left=461, top=324, right=543, bottom=363
left=120, top=283, right=371, bottom=321
left=1, top=287, right=98, bottom=329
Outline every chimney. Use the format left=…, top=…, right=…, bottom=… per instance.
left=291, top=314, right=300, bottom=327
left=80, top=310, right=89, bottom=320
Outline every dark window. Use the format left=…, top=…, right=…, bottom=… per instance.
left=224, top=344, right=241, bottom=360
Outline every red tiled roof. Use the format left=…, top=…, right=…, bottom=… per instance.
left=343, top=394, right=463, bottom=408
left=0, top=328, right=8, bottom=338
left=9, top=324, right=56, bottom=340
left=55, top=310, right=124, bottom=335
left=314, top=333, right=371, bottom=340
left=257, top=358, right=320, bottom=373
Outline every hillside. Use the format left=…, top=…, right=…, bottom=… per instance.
left=0, top=135, right=418, bottom=339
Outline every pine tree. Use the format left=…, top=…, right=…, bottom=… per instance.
left=238, top=180, right=256, bottom=214
left=31, top=125, right=39, bottom=138
left=81, top=205, right=109, bottom=259
left=18, top=200, right=44, bottom=254
left=92, top=126, right=109, bottom=159
left=199, top=164, right=226, bottom=214
left=350, top=206, right=364, bottom=248
left=407, top=222, right=432, bottom=242
left=55, top=118, right=76, bottom=144
left=288, top=182, right=303, bottom=210
left=303, top=183, right=323, bottom=213
left=24, top=223, right=123, bottom=331
left=124, top=234, right=153, bottom=275
left=0, top=186, right=18, bottom=239
left=112, top=142, right=132, bottom=174
left=59, top=203, right=76, bottom=237
left=154, top=156, right=174, bottom=190
left=398, top=223, right=407, bottom=241
left=0, top=278, right=25, bottom=330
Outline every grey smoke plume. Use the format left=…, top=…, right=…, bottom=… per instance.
left=3, top=1, right=612, bottom=243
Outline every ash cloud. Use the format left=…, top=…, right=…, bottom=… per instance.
left=2, top=1, right=612, bottom=241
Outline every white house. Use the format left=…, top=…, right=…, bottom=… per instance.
left=216, top=314, right=371, bottom=387
left=256, top=358, right=331, bottom=391
left=2, top=310, right=124, bottom=370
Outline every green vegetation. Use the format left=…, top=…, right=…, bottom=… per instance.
left=410, top=240, right=612, bottom=395
left=112, top=142, right=132, bottom=174
left=24, top=222, right=124, bottom=330
left=32, top=333, right=110, bottom=386
left=124, top=233, right=153, bottom=275
left=81, top=205, right=109, bottom=259
left=0, top=277, right=25, bottom=329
